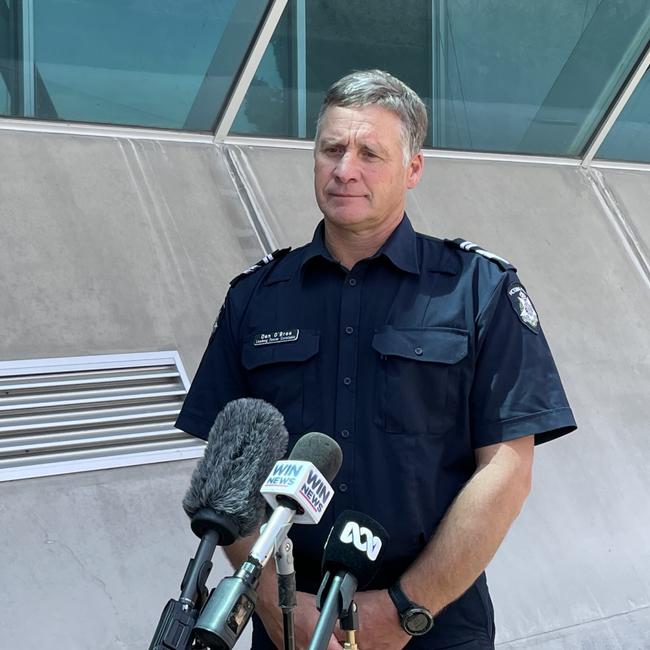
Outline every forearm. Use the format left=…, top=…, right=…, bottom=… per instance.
left=401, top=436, right=534, bottom=614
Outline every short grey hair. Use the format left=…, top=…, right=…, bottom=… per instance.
left=315, top=69, right=428, bottom=164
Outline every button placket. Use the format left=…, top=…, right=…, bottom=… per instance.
left=333, top=268, right=363, bottom=506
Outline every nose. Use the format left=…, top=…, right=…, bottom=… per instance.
left=334, top=151, right=360, bottom=183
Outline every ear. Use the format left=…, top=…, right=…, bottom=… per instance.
left=406, top=152, right=424, bottom=189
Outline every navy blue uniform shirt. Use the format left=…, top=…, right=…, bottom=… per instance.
left=176, top=215, right=576, bottom=647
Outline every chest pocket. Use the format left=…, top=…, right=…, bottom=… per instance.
left=372, top=326, right=468, bottom=435
left=242, top=330, right=320, bottom=434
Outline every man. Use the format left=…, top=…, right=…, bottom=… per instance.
left=176, top=70, right=576, bottom=649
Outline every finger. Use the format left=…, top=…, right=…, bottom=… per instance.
left=327, top=634, right=344, bottom=650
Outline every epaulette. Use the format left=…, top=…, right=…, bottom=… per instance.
left=444, top=238, right=516, bottom=272
left=229, top=247, right=292, bottom=287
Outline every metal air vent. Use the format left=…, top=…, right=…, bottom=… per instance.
left=0, top=351, right=204, bottom=482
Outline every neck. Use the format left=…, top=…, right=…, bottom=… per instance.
left=324, top=214, right=404, bottom=270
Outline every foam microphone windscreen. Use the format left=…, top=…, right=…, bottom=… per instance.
left=182, top=398, right=288, bottom=538
left=289, top=432, right=342, bottom=482
left=322, top=510, right=389, bottom=589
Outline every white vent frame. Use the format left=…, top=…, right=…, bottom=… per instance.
left=0, top=351, right=205, bottom=482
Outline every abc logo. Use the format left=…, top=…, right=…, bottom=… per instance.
left=340, top=521, right=382, bottom=561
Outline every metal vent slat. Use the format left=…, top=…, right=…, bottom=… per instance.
left=0, top=370, right=180, bottom=393
left=0, top=427, right=185, bottom=456
left=0, top=388, right=186, bottom=413
left=0, top=352, right=202, bottom=481
left=0, top=437, right=201, bottom=470
left=0, top=406, right=182, bottom=433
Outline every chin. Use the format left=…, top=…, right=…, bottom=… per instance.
left=324, top=210, right=371, bottom=228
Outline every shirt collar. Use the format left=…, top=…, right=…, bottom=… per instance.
left=300, top=214, right=420, bottom=275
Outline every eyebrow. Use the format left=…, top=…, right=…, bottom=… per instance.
left=318, top=136, right=389, bottom=156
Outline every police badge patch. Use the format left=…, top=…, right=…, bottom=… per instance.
left=507, top=283, right=540, bottom=334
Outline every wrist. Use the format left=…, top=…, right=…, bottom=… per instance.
left=388, top=581, right=434, bottom=637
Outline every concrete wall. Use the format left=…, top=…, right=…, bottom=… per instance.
left=0, top=130, right=263, bottom=649
left=1, top=129, right=649, bottom=648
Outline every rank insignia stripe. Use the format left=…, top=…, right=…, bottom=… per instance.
left=507, top=282, right=540, bottom=334
left=445, top=238, right=516, bottom=272
left=229, top=247, right=292, bottom=287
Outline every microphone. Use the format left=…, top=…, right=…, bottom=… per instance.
left=308, top=511, right=389, bottom=650
left=193, top=432, right=343, bottom=649
left=149, top=399, right=288, bottom=650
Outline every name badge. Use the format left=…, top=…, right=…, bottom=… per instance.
left=253, top=329, right=300, bottom=346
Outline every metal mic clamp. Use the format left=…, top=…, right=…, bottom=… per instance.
left=340, top=600, right=359, bottom=650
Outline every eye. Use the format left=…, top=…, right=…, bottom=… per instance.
left=320, top=146, right=341, bottom=158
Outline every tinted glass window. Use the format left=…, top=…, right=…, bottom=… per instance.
left=235, top=0, right=650, bottom=159
left=597, top=68, right=650, bottom=164
left=2, top=0, right=270, bottom=130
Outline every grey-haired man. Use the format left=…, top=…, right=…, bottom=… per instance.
left=177, top=69, right=576, bottom=649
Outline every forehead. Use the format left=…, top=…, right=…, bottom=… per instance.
left=318, top=105, right=404, bottom=147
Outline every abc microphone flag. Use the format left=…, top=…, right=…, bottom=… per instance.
left=308, top=511, right=389, bottom=650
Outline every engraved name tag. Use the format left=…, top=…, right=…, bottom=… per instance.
left=253, top=329, right=300, bottom=346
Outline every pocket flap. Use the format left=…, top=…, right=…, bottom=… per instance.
left=372, top=327, right=468, bottom=364
left=242, top=330, right=320, bottom=369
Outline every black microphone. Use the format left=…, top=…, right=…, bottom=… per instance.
left=308, top=511, right=389, bottom=650
left=149, top=398, right=288, bottom=650
left=192, top=432, right=343, bottom=649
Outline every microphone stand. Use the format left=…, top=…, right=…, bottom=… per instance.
left=274, top=535, right=296, bottom=650
left=307, top=572, right=358, bottom=650
left=148, top=509, right=238, bottom=650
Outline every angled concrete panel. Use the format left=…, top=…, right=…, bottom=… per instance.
left=0, top=132, right=261, bottom=374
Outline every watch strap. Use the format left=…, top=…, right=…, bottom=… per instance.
left=388, top=581, right=415, bottom=615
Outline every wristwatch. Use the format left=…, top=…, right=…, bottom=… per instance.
left=388, top=581, right=434, bottom=636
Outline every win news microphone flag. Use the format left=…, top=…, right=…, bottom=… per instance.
left=193, top=432, right=343, bottom=650
left=149, top=398, right=289, bottom=650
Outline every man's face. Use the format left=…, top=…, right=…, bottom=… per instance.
left=314, top=105, right=423, bottom=233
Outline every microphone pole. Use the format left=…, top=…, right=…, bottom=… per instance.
left=274, top=535, right=296, bottom=650
left=309, top=571, right=358, bottom=650
left=148, top=511, right=238, bottom=650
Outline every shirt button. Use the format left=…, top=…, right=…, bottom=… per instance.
left=345, top=326, right=354, bottom=335
left=348, top=278, right=357, bottom=286
left=343, top=377, right=352, bottom=386
left=414, top=347, right=423, bottom=356
left=341, top=429, right=350, bottom=438
left=339, top=483, right=348, bottom=493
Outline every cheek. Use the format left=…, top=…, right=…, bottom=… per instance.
left=315, top=165, right=334, bottom=190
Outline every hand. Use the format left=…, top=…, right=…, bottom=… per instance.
left=335, top=590, right=410, bottom=650
left=256, top=589, right=344, bottom=650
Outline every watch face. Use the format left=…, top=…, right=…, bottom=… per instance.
left=404, top=608, right=433, bottom=635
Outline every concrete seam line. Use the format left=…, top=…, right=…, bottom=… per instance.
left=495, top=602, right=650, bottom=646
left=582, top=167, right=650, bottom=292
left=222, top=144, right=278, bottom=255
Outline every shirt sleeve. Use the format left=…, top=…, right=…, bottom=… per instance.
left=469, top=272, right=577, bottom=448
left=175, top=291, right=247, bottom=440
